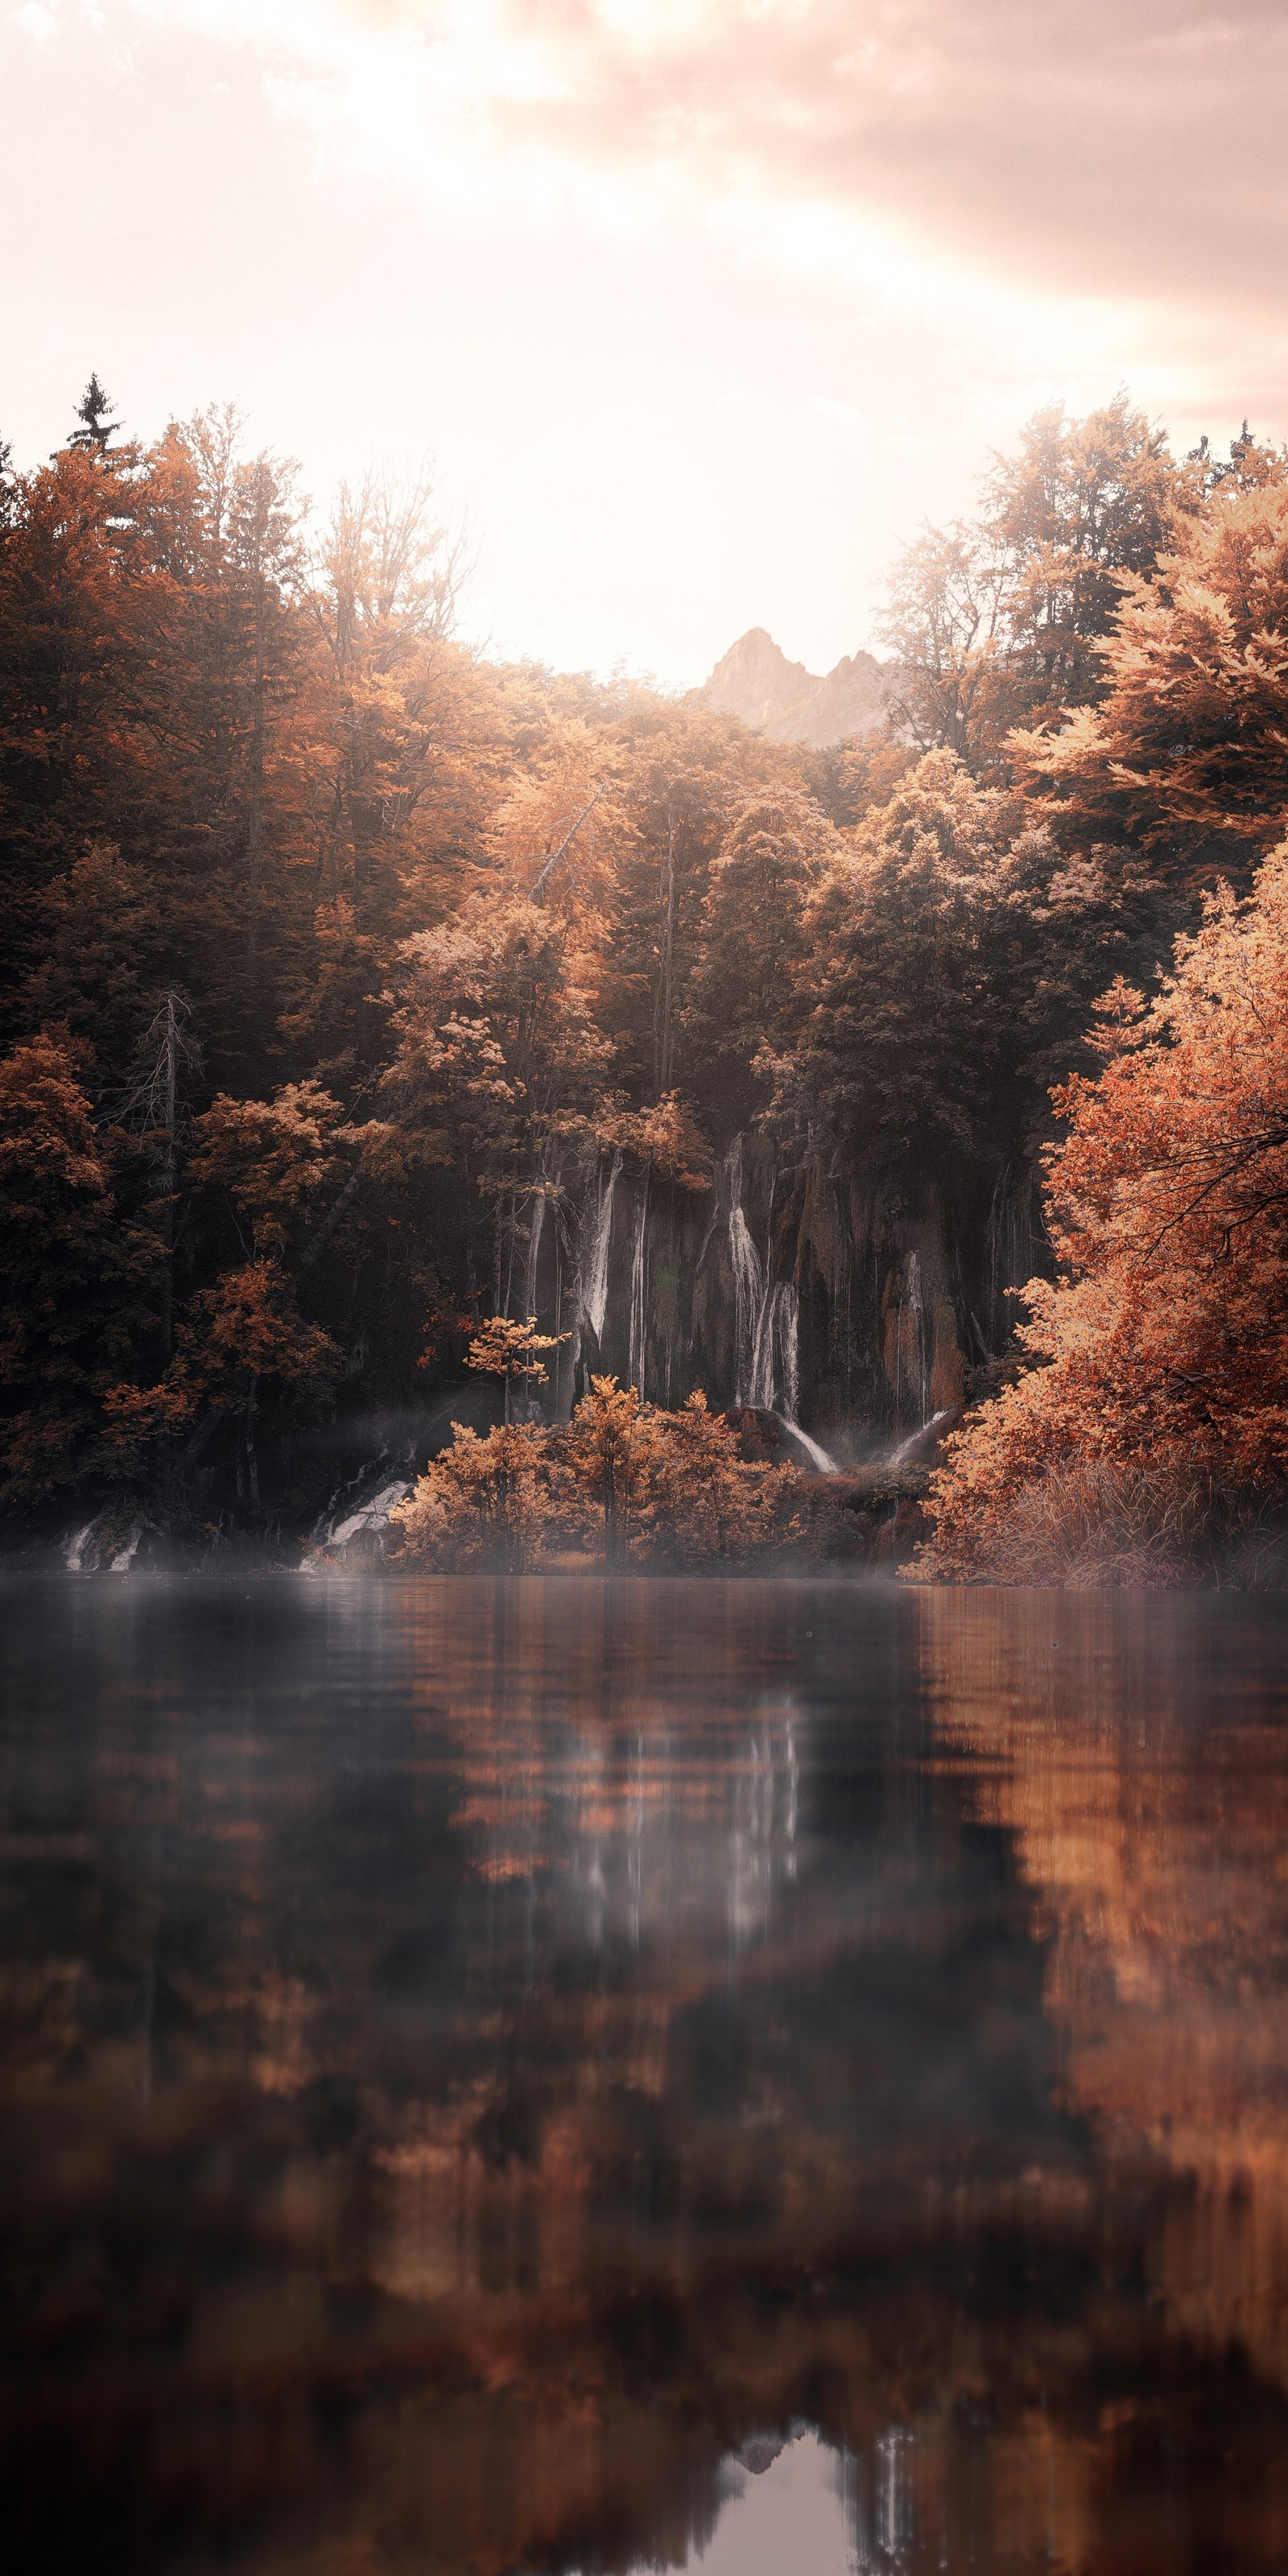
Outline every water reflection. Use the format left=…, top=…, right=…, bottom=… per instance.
left=2, top=1575, right=1288, bottom=2571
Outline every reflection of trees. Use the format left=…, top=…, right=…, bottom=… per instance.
left=919, top=1584, right=1288, bottom=2478
left=6, top=1578, right=1288, bottom=2572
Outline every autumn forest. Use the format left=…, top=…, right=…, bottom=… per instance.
left=6, top=380, right=1288, bottom=1583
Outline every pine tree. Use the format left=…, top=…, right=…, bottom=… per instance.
left=68, top=374, right=118, bottom=454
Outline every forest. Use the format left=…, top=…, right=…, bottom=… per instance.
left=5, top=378, right=1288, bottom=1581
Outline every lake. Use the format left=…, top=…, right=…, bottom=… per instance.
left=3, top=1572, right=1288, bottom=2573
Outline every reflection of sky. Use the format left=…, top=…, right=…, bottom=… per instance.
left=607, top=2426, right=920, bottom=2576
left=611, top=2429, right=856, bottom=2576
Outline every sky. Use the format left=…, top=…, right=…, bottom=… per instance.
left=3, top=0, right=1286, bottom=686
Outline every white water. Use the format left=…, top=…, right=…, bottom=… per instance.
left=523, top=1188, right=546, bottom=1320
left=751, top=1281, right=800, bottom=1414
left=729, top=1142, right=803, bottom=1422
left=889, top=1406, right=954, bottom=1468
left=581, top=1150, right=621, bottom=1344
left=902, top=1249, right=929, bottom=1425
left=774, top=1414, right=840, bottom=1476
left=64, top=1519, right=97, bottom=1573
left=629, top=1170, right=650, bottom=1395
left=726, top=1142, right=765, bottom=1406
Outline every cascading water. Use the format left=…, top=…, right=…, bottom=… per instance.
left=628, top=1171, right=650, bottom=1395
left=778, top=1284, right=799, bottom=1423
left=750, top=1279, right=798, bottom=1411
left=580, top=1150, right=621, bottom=1344
left=900, top=1250, right=929, bottom=1426
left=523, top=1189, right=546, bottom=1319
left=727, top=1145, right=822, bottom=1441
left=727, top=1140, right=766, bottom=1406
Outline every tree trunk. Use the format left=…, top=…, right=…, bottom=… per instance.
left=244, top=1381, right=260, bottom=1513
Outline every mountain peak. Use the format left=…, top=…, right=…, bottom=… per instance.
left=701, top=629, right=890, bottom=748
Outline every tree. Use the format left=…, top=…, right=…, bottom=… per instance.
left=985, top=394, right=1176, bottom=722
left=915, top=841, right=1288, bottom=1584
left=0, top=1032, right=179, bottom=1509
left=879, top=399, right=1179, bottom=774
left=1013, top=481, right=1288, bottom=880
left=390, top=1422, right=555, bottom=1570
left=184, top=1082, right=349, bottom=1505
left=464, top=1312, right=568, bottom=1423
left=686, top=791, right=835, bottom=1131
left=382, top=890, right=613, bottom=1312
left=879, top=522, right=1011, bottom=772
left=766, top=749, right=1150, bottom=1199
left=68, top=374, right=118, bottom=455
left=652, top=1391, right=787, bottom=1563
left=556, top=1375, right=665, bottom=1565
left=178, top=1260, right=338, bottom=1513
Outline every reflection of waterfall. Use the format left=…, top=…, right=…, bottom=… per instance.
left=580, top=1150, right=621, bottom=1344
left=728, top=1711, right=800, bottom=1951
left=628, top=1170, right=650, bottom=1395
left=840, top=2427, right=916, bottom=2570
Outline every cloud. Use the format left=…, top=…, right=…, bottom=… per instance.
left=247, top=0, right=1288, bottom=321
left=28, top=1, right=1286, bottom=326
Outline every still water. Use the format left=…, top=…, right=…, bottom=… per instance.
left=4, top=1574, right=1288, bottom=2574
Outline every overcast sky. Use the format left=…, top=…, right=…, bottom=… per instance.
left=4, top=1, right=1285, bottom=684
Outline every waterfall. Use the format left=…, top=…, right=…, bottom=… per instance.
left=889, top=1406, right=954, bottom=1468
left=628, top=1170, right=650, bottom=1394
left=902, top=1249, right=929, bottom=1425
left=580, top=1150, right=621, bottom=1344
left=727, top=1141, right=765, bottom=1406
left=729, top=1140, right=800, bottom=1414
left=778, top=1282, right=799, bottom=1423
left=775, top=1415, right=840, bottom=1475
left=523, top=1188, right=546, bottom=1319
left=729, top=1143, right=805, bottom=1418
left=750, top=1278, right=799, bottom=1412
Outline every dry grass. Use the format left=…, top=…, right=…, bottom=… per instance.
left=965, top=1456, right=1231, bottom=1590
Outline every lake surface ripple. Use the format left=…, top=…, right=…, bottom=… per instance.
left=4, top=1573, right=1288, bottom=2573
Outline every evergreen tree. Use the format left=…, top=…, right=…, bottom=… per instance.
left=68, top=374, right=119, bottom=454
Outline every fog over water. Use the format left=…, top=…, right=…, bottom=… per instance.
left=4, top=1573, right=1288, bottom=2571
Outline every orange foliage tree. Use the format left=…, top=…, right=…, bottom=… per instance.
left=916, top=841, right=1288, bottom=1584
left=390, top=1422, right=556, bottom=1571
left=1013, top=479, right=1288, bottom=879
left=651, top=1391, right=790, bottom=1565
left=464, top=1312, right=568, bottom=1422
left=391, top=1378, right=791, bottom=1571
left=183, top=1081, right=348, bottom=1509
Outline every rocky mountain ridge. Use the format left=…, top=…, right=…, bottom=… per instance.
left=700, top=626, right=891, bottom=746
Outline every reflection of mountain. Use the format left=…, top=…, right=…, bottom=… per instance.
left=4, top=1577, right=1288, bottom=2572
